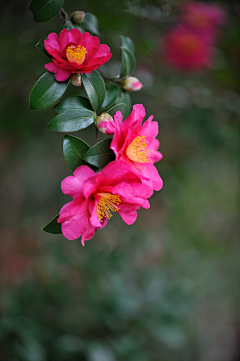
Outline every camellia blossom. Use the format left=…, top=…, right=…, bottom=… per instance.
left=163, top=25, right=214, bottom=71
left=44, top=29, right=112, bottom=81
left=57, top=161, right=153, bottom=244
left=181, top=2, right=227, bottom=36
left=110, top=104, right=163, bottom=191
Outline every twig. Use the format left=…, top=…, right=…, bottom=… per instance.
left=96, top=127, right=100, bottom=143
left=58, top=8, right=69, bottom=24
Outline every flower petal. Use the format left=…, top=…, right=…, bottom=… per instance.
left=59, top=28, right=82, bottom=53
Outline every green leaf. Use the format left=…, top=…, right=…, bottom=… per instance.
left=82, top=71, right=106, bottom=111
left=63, top=135, right=90, bottom=171
left=80, top=13, right=99, bottom=35
left=99, top=83, right=119, bottom=110
left=107, top=103, right=126, bottom=116
left=29, top=0, right=64, bottom=22
left=42, top=214, right=62, bottom=234
left=35, top=38, right=51, bottom=58
left=120, top=48, right=136, bottom=79
left=64, top=20, right=75, bottom=30
left=53, top=96, right=92, bottom=113
left=83, top=139, right=115, bottom=168
left=120, top=35, right=135, bottom=54
left=47, top=109, right=95, bottom=132
left=116, top=91, right=131, bottom=119
left=29, top=72, right=69, bottom=110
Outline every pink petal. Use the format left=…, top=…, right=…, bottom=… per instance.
left=59, top=28, right=82, bottom=53
left=122, top=104, right=146, bottom=138
left=134, top=163, right=163, bottom=191
left=118, top=206, right=138, bottom=225
left=44, top=62, right=57, bottom=73
left=45, top=62, right=71, bottom=81
left=58, top=199, right=90, bottom=241
left=46, top=32, right=61, bottom=52
left=110, top=112, right=123, bottom=159
left=92, top=44, right=111, bottom=58
left=84, top=36, right=100, bottom=60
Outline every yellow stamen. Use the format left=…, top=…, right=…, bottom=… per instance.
left=66, top=45, right=88, bottom=66
left=126, top=135, right=152, bottom=163
left=97, top=193, right=121, bottom=222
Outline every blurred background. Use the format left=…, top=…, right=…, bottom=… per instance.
left=0, top=0, right=239, bottom=360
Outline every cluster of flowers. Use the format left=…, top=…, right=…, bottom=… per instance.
left=163, top=1, right=227, bottom=71
left=42, top=28, right=161, bottom=245
left=57, top=104, right=163, bottom=245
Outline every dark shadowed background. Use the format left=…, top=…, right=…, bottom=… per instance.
left=0, top=0, right=239, bottom=360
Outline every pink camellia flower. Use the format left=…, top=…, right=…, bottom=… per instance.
left=110, top=104, right=163, bottom=191
left=44, top=29, right=112, bottom=81
left=181, top=2, right=227, bottom=36
left=57, top=160, right=153, bottom=244
left=163, top=25, right=214, bottom=71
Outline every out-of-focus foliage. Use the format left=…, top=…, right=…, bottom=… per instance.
left=0, top=0, right=239, bottom=360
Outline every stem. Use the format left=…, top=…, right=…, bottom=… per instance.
left=98, top=69, right=121, bottom=85
left=59, top=8, right=69, bottom=24
left=96, top=127, right=100, bottom=143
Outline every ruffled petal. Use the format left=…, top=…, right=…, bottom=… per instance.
left=44, top=62, right=71, bottom=81
left=122, top=104, right=146, bottom=138
left=59, top=28, right=82, bottom=53
left=118, top=206, right=138, bottom=225
left=134, top=163, right=163, bottom=191
left=45, top=32, right=61, bottom=52
left=58, top=199, right=90, bottom=241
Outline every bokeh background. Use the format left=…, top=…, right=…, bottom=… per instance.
left=0, top=0, right=239, bottom=360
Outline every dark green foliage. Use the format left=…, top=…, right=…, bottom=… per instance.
left=29, top=0, right=64, bottom=22
left=29, top=73, right=69, bottom=110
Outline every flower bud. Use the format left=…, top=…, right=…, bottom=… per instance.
left=95, top=113, right=116, bottom=135
left=121, top=76, right=143, bottom=91
left=70, top=73, right=82, bottom=87
left=70, top=11, right=85, bottom=24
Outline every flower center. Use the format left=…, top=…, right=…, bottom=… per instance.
left=97, top=193, right=121, bottom=222
left=126, top=135, right=152, bottom=163
left=66, top=45, right=88, bottom=66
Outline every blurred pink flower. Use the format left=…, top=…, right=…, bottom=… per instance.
left=44, top=29, right=112, bottom=81
left=163, top=25, right=214, bottom=71
left=181, top=2, right=227, bottom=36
left=110, top=104, right=163, bottom=191
left=57, top=161, right=153, bottom=244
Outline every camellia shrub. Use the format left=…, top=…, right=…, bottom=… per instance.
left=28, top=1, right=163, bottom=246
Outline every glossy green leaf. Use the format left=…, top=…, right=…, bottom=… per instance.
left=42, top=214, right=62, bottom=234
left=82, top=71, right=106, bottom=111
left=83, top=139, right=115, bottom=168
left=47, top=109, right=95, bottom=132
left=99, top=83, right=119, bottom=110
left=29, top=72, right=69, bottom=110
left=116, top=91, right=131, bottom=119
left=53, top=96, right=92, bottom=113
left=35, top=38, right=51, bottom=58
left=120, top=35, right=135, bottom=54
left=29, top=0, right=64, bottom=22
left=80, top=13, right=99, bottom=35
left=107, top=103, right=126, bottom=116
left=120, top=48, right=136, bottom=79
left=63, top=135, right=90, bottom=171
